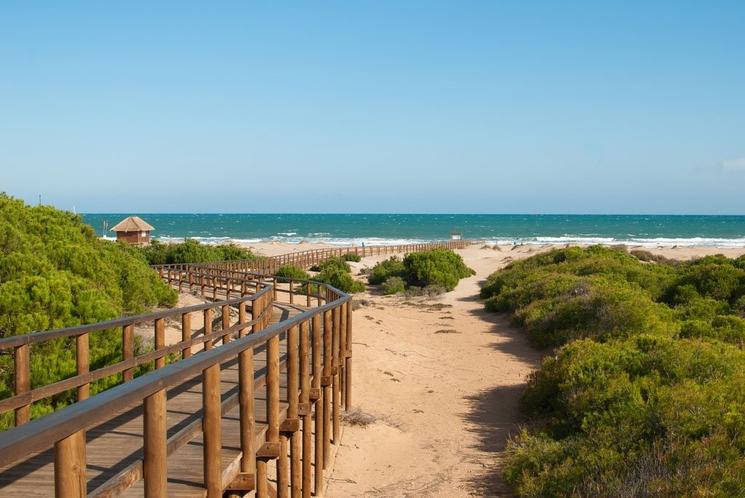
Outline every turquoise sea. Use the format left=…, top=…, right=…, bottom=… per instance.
left=82, top=214, right=745, bottom=248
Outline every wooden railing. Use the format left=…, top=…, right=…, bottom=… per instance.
left=0, top=267, right=353, bottom=497
left=0, top=279, right=270, bottom=428
left=202, top=239, right=472, bottom=274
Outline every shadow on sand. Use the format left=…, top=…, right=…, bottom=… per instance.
left=459, top=298, right=544, bottom=496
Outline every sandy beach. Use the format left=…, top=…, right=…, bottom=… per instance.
left=141, top=242, right=745, bottom=496
left=251, top=242, right=742, bottom=497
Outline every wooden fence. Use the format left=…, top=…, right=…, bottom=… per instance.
left=210, top=239, right=472, bottom=274
left=0, top=268, right=352, bottom=497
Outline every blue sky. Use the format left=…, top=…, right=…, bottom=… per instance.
left=1, top=1, right=744, bottom=214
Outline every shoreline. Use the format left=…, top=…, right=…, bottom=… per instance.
left=241, top=240, right=745, bottom=259
left=322, top=243, right=744, bottom=496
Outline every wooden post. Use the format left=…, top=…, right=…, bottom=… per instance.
left=312, top=314, right=324, bottom=493
left=300, top=321, right=312, bottom=498
left=288, top=325, right=301, bottom=498
left=54, top=430, right=86, bottom=498
left=322, top=310, right=332, bottom=468
left=203, top=363, right=222, bottom=497
left=222, top=304, right=230, bottom=344
left=345, top=300, right=353, bottom=409
left=279, top=435, right=290, bottom=498
left=154, top=318, right=165, bottom=369
left=204, top=308, right=213, bottom=350
left=14, top=343, right=30, bottom=426
left=239, top=302, right=256, bottom=477
left=122, top=324, right=134, bottom=382
left=339, top=302, right=347, bottom=409
left=332, top=307, right=341, bottom=444
left=266, top=332, right=281, bottom=488
left=182, top=312, right=192, bottom=359
left=144, top=389, right=167, bottom=498
left=290, top=279, right=294, bottom=304
left=76, top=333, right=90, bottom=401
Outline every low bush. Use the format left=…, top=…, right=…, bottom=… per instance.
left=303, top=255, right=366, bottom=294
left=368, top=256, right=406, bottom=285
left=0, top=194, right=177, bottom=429
left=342, top=252, right=362, bottom=262
left=382, top=276, right=405, bottom=295
left=139, top=239, right=262, bottom=265
left=403, top=248, right=475, bottom=291
left=506, top=336, right=745, bottom=497
left=319, top=269, right=366, bottom=293
left=318, top=256, right=351, bottom=274
left=368, top=249, right=474, bottom=293
left=482, top=246, right=745, bottom=495
left=275, top=265, right=310, bottom=282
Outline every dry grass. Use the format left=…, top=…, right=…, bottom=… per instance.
left=342, top=408, right=377, bottom=427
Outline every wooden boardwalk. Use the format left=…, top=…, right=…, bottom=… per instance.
left=0, top=247, right=371, bottom=498
left=0, top=307, right=298, bottom=497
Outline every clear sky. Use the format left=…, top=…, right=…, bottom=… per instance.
left=1, top=1, right=744, bottom=214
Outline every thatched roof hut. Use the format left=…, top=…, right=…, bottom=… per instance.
left=111, top=216, right=154, bottom=245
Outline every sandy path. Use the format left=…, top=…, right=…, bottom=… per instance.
left=324, top=246, right=545, bottom=497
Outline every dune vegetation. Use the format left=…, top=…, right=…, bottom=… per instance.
left=139, top=238, right=262, bottom=265
left=285, top=257, right=367, bottom=294
left=481, top=246, right=745, bottom=496
left=0, top=194, right=179, bottom=428
left=312, top=257, right=366, bottom=293
left=368, top=248, right=475, bottom=294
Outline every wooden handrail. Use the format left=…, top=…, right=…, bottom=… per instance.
left=152, top=239, right=472, bottom=274
left=0, top=281, right=266, bottom=350
left=0, top=264, right=354, bottom=498
left=0, top=241, right=472, bottom=495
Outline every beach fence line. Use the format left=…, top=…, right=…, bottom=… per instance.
left=213, top=239, right=473, bottom=274
left=0, top=266, right=354, bottom=498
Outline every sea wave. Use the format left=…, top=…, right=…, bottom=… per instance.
left=481, top=236, right=745, bottom=248
left=143, top=235, right=745, bottom=248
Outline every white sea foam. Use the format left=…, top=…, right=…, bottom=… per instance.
left=482, top=236, right=745, bottom=248
left=149, top=235, right=745, bottom=248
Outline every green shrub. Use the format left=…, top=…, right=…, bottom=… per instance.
left=368, top=249, right=474, bottom=293
left=139, top=239, right=261, bottom=265
left=0, top=194, right=177, bottom=429
left=382, top=276, right=405, bottom=295
left=318, top=256, right=351, bottom=274
left=318, top=268, right=365, bottom=293
left=342, top=252, right=361, bottom=262
left=680, top=315, right=745, bottom=347
left=275, top=265, right=310, bottom=282
left=484, top=246, right=745, bottom=495
left=368, top=256, right=406, bottom=285
left=403, top=248, right=475, bottom=291
left=507, top=336, right=745, bottom=497
left=667, top=255, right=745, bottom=303
left=304, top=255, right=366, bottom=294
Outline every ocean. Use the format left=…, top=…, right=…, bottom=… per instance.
left=81, top=213, right=745, bottom=248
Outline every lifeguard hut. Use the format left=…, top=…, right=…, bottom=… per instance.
left=110, top=216, right=154, bottom=245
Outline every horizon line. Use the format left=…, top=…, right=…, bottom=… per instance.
left=79, top=211, right=745, bottom=217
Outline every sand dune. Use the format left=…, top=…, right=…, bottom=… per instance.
left=318, top=244, right=745, bottom=497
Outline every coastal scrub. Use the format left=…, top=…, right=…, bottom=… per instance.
left=368, top=248, right=474, bottom=293
left=482, top=245, right=745, bottom=496
left=0, top=194, right=177, bottom=428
